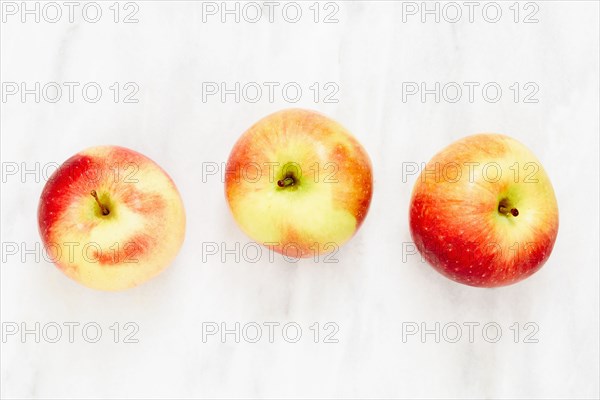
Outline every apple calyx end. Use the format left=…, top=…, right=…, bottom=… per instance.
left=277, top=177, right=295, bottom=188
left=498, top=199, right=518, bottom=218
left=90, top=190, right=110, bottom=216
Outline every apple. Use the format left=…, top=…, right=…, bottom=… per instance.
left=409, top=134, right=558, bottom=287
left=225, top=108, right=373, bottom=258
left=38, top=146, right=186, bottom=291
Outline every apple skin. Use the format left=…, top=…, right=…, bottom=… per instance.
left=38, top=146, right=186, bottom=291
left=225, top=108, right=373, bottom=258
left=409, top=134, right=558, bottom=287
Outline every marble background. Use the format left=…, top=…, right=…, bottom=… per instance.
left=1, top=1, right=598, bottom=398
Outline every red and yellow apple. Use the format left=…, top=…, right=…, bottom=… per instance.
left=225, top=109, right=373, bottom=258
left=409, top=134, right=558, bottom=287
left=38, top=146, right=186, bottom=291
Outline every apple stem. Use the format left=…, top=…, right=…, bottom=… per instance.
left=90, top=190, right=110, bottom=216
left=277, top=177, right=295, bottom=188
left=498, top=204, right=519, bottom=217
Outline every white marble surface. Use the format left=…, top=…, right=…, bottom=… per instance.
left=1, top=1, right=599, bottom=398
